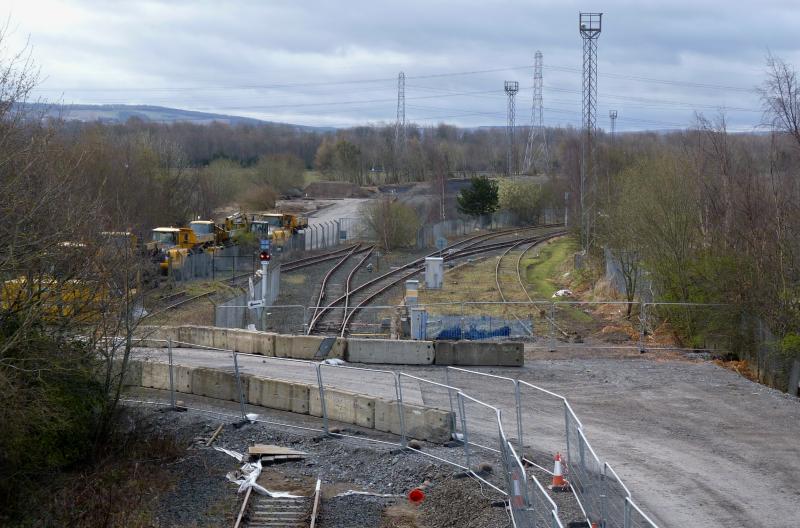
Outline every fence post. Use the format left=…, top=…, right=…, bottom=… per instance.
left=231, top=351, right=246, bottom=420
left=395, top=373, right=407, bottom=448
left=457, top=393, right=471, bottom=471
left=639, top=302, right=647, bottom=353
left=460, top=302, right=465, bottom=340
left=564, top=401, right=571, bottom=466
left=212, top=251, right=215, bottom=280
left=514, top=380, right=524, bottom=451
left=624, top=497, right=632, bottom=528
left=444, top=368, right=456, bottom=427
left=315, top=364, right=330, bottom=435
left=579, top=430, right=586, bottom=473
left=549, top=303, right=556, bottom=352
left=601, top=464, right=609, bottom=528
left=168, top=337, right=176, bottom=408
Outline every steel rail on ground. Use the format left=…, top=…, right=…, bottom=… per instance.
left=308, top=244, right=361, bottom=325
left=336, top=229, right=566, bottom=336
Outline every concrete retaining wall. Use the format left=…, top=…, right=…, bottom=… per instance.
left=433, top=340, right=524, bottom=366
left=346, top=338, right=434, bottom=365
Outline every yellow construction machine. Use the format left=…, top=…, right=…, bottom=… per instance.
left=251, top=213, right=308, bottom=246
left=146, top=226, right=210, bottom=274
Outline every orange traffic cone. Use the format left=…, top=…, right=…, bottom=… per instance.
left=550, top=452, right=570, bottom=491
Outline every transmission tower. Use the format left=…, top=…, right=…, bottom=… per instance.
left=504, top=80, right=519, bottom=176
left=579, top=12, right=602, bottom=251
left=523, top=51, right=549, bottom=174
left=609, top=109, right=618, bottom=143
left=394, top=71, right=406, bottom=153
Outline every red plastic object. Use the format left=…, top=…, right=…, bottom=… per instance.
left=408, top=488, right=426, bottom=503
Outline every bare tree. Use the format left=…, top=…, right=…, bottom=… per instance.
left=761, top=53, right=800, bottom=148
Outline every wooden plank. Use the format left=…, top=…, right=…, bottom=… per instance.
left=205, top=424, right=224, bottom=446
left=248, top=444, right=307, bottom=457
left=233, top=486, right=252, bottom=528
left=309, top=479, right=322, bottom=528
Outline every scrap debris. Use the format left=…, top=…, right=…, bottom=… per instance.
left=205, top=424, right=223, bottom=446
left=249, top=444, right=308, bottom=465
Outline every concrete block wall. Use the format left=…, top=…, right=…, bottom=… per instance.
left=248, top=376, right=310, bottom=414
left=346, top=338, right=434, bottom=365
left=134, top=326, right=524, bottom=366
left=374, top=398, right=454, bottom=444
left=433, top=340, right=524, bottom=366
left=125, top=358, right=454, bottom=443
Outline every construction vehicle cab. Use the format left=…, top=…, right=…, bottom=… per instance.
left=147, top=227, right=196, bottom=274
left=189, top=220, right=223, bottom=246
left=224, top=212, right=250, bottom=239
left=252, top=213, right=308, bottom=246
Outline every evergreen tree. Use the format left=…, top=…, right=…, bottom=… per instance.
left=457, top=176, right=499, bottom=217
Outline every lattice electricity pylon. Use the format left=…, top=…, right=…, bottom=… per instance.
left=609, top=109, right=618, bottom=143
left=579, top=12, right=602, bottom=251
left=394, top=71, right=406, bottom=153
left=523, top=50, right=550, bottom=174
left=504, top=80, right=519, bottom=176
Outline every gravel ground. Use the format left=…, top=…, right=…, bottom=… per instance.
left=127, top=396, right=511, bottom=528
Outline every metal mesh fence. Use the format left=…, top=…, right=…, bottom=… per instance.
left=124, top=337, right=670, bottom=528
left=214, top=264, right=281, bottom=330
left=167, top=246, right=257, bottom=283
left=415, top=211, right=515, bottom=249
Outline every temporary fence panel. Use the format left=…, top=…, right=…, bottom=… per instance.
left=445, top=367, right=524, bottom=450
left=214, top=264, right=281, bottom=330
left=127, top=331, right=669, bottom=528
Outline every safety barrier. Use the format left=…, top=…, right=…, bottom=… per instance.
left=448, top=367, right=660, bottom=528
left=120, top=337, right=568, bottom=527
left=133, top=325, right=523, bottom=366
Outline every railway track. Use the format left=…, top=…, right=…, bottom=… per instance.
left=306, top=225, right=566, bottom=336
left=234, top=479, right=321, bottom=528
left=493, top=233, right=570, bottom=338
left=142, top=289, right=214, bottom=320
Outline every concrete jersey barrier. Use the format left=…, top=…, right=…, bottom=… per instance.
left=346, top=338, right=434, bottom=365
left=133, top=325, right=525, bottom=367
left=124, top=359, right=454, bottom=443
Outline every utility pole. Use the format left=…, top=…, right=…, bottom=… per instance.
left=394, top=71, right=406, bottom=155
left=504, top=80, right=519, bottom=176
left=609, top=109, right=618, bottom=144
left=579, top=12, right=602, bottom=252
left=523, top=50, right=549, bottom=174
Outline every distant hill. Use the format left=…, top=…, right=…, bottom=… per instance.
left=24, top=103, right=332, bottom=131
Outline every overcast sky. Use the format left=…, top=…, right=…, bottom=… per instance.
left=4, top=0, right=799, bottom=131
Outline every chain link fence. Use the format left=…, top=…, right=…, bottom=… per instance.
left=165, top=245, right=257, bottom=284
left=415, top=211, right=515, bottom=249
